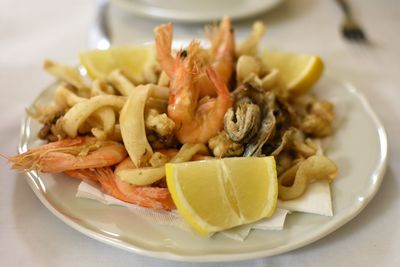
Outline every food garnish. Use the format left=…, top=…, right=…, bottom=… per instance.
left=165, top=157, right=277, bottom=236
left=262, top=49, right=324, bottom=95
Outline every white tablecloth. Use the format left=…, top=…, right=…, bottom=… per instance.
left=1, top=0, right=399, bottom=266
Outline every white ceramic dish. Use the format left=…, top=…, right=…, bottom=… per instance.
left=111, top=0, right=284, bottom=23
left=19, top=74, right=387, bottom=262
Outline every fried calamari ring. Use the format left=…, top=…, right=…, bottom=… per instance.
left=62, top=95, right=126, bottom=138
left=116, top=143, right=208, bottom=186
left=278, top=155, right=337, bottom=200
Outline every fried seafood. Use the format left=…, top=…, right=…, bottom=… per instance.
left=7, top=18, right=338, bottom=213
left=208, top=131, right=244, bottom=157
left=300, top=100, right=335, bottom=137
left=155, top=26, right=233, bottom=142
left=155, top=32, right=232, bottom=143
left=62, top=95, right=125, bottom=138
left=91, top=80, right=116, bottom=96
left=116, top=143, right=208, bottom=186
left=54, top=84, right=117, bottom=140
left=197, top=16, right=235, bottom=97
left=147, top=132, right=177, bottom=150
left=243, top=69, right=283, bottom=95
left=8, top=137, right=127, bottom=172
left=120, top=84, right=154, bottom=167
left=66, top=167, right=175, bottom=210
left=278, top=155, right=337, bottom=200
left=231, top=83, right=266, bottom=107
left=43, top=60, right=88, bottom=92
left=243, top=92, right=277, bottom=156
left=224, top=97, right=261, bottom=143
left=236, top=55, right=263, bottom=83
left=236, top=21, right=266, bottom=57
left=155, top=16, right=235, bottom=98
left=145, top=109, right=175, bottom=137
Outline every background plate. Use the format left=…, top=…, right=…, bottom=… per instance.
left=111, top=0, right=284, bottom=22
left=19, top=74, right=387, bottom=262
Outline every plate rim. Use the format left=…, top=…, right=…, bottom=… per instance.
left=19, top=74, right=388, bottom=262
left=111, top=0, right=284, bottom=23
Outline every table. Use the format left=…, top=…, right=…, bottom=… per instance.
left=1, top=0, right=399, bottom=266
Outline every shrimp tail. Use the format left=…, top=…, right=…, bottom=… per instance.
left=65, top=168, right=100, bottom=182
left=71, top=167, right=175, bottom=211
left=94, top=168, right=130, bottom=200
left=205, top=67, right=232, bottom=100
left=99, top=168, right=175, bottom=211
left=154, top=22, right=174, bottom=78
left=213, top=16, right=235, bottom=84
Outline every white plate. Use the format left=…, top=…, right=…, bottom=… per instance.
left=19, top=74, right=387, bottom=262
left=111, top=0, right=284, bottom=23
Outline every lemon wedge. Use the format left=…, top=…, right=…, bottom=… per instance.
left=262, top=49, right=324, bottom=95
left=80, top=45, right=156, bottom=80
left=165, top=157, right=278, bottom=236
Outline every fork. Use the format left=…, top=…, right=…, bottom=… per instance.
left=335, top=0, right=368, bottom=42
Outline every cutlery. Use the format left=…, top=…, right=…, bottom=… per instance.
left=335, top=0, right=369, bottom=43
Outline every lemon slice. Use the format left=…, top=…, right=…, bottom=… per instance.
left=80, top=45, right=156, bottom=80
left=262, top=49, right=324, bottom=95
left=165, top=157, right=277, bottom=236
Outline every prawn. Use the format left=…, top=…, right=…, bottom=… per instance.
left=167, top=45, right=232, bottom=144
left=155, top=25, right=233, bottom=143
left=195, top=16, right=235, bottom=97
left=154, top=16, right=235, bottom=98
left=66, top=163, right=175, bottom=211
left=8, top=137, right=127, bottom=173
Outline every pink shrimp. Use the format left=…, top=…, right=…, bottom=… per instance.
left=170, top=64, right=232, bottom=143
left=154, top=16, right=235, bottom=98
left=63, top=168, right=99, bottom=183
left=8, top=137, right=127, bottom=173
left=195, top=16, right=235, bottom=97
left=154, top=22, right=175, bottom=79
left=67, top=162, right=175, bottom=211
left=155, top=26, right=232, bottom=143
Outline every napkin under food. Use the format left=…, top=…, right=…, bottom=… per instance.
left=76, top=179, right=333, bottom=241
left=278, top=181, right=333, bottom=216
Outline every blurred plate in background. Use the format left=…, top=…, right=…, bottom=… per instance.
left=111, top=0, right=283, bottom=22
